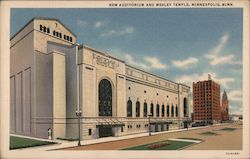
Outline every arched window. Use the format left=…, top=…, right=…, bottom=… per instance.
left=53, top=30, right=56, bottom=36
left=99, top=79, right=112, bottom=116
left=171, top=104, right=174, bottom=117
left=47, top=28, right=50, bottom=33
left=176, top=105, right=178, bottom=117
left=183, top=98, right=188, bottom=117
left=136, top=101, right=140, bottom=117
left=143, top=102, right=147, bottom=117
left=40, top=25, right=43, bottom=31
left=127, top=99, right=132, bottom=117
left=167, top=104, right=169, bottom=117
left=156, top=104, right=160, bottom=117
left=43, top=26, right=47, bottom=32
left=161, top=105, right=165, bottom=117
left=150, top=103, right=154, bottom=116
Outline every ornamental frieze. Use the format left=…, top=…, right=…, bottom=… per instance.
left=93, top=54, right=119, bottom=69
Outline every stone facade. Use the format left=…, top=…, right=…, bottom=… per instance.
left=10, top=18, right=191, bottom=140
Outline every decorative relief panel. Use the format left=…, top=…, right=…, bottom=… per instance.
left=93, top=54, right=119, bottom=69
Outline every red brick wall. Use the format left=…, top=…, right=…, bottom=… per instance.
left=221, top=99, right=229, bottom=121
left=193, top=80, right=221, bottom=123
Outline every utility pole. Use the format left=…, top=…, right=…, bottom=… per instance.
left=76, top=109, right=82, bottom=146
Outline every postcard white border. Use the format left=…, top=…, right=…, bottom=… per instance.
left=0, top=1, right=249, bottom=158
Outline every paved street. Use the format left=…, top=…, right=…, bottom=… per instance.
left=63, top=123, right=242, bottom=150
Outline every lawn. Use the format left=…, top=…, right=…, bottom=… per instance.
left=219, top=128, right=237, bottom=131
left=10, top=136, right=56, bottom=150
left=122, top=140, right=194, bottom=150
left=199, top=131, right=218, bottom=136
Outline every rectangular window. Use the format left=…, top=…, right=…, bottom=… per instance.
left=121, top=126, right=123, bottom=132
left=88, top=129, right=92, bottom=135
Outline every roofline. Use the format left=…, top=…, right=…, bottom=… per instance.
left=10, top=18, right=34, bottom=40
left=125, top=64, right=190, bottom=88
left=193, top=79, right=220, bottom=86
left=83, top=45, right=125, bottom=63
left=10, top=17, right=76, bottom=40
left=78, top=45, right=190, bottom=89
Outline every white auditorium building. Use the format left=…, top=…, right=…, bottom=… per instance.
left=10, top=18, right=191, bottom=140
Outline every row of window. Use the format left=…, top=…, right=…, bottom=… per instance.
left=127, top=124, right=149, bottom=129
left=128, top=87, right=175, bottom=99
left=39, top=24, right=73, bottom=42
left=40, top=25, right=50, bottom=33
left=127, top=100, right=179, bottom=118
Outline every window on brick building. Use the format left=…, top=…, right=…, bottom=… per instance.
left=127, top=99, right=132, bottom=117
left=161, top=105, right=165, bottom=117
left=156, top=104, right=160, bottom=117
left=171, top=104, right=174, bottom=117
left=136, top=101, right=140, bottom=117
left=143, top=102, right=147, bottom=117
left=167, top=104, right=169, bottom=117
left=150, top=103, right=154, bottom=116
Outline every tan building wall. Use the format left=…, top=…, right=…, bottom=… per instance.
left=10, top=17, right=191, bottom=140
left=52, top=51, right=66, bottom=139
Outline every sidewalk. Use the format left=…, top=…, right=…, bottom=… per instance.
left=11, top=123, right=232, bottom=151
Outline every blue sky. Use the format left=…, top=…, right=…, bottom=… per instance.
left=11, top=8, right=243, bottom=115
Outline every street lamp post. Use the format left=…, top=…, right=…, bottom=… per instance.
left=76, top=109, right=82, bottom=146
left=148, top=113, right=153, bottom=136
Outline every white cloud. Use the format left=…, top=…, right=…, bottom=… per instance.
left=144, top=57, right=167, bottom=70
left=209, top=33, right=229, bottom=55
left=76, top=20, right=88, bottom=28
left=124, top=54, right=167, bottom=71
left=227, top=90, right=242, bottom=101
left=95, top=21, right=105, bottom=28
left=125, top=54, right=148, bottom=70
left=205, top=33, right=242, bottom=66
left=172, top=57, right=198, bottom=68
left=101, top=26, right=134, bottom=37
left=176, top=72, right=235, bottom=88
left=205, top=54, right=241, bottom=66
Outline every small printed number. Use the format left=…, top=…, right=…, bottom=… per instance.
left=225, top=152, right=239, bottom=155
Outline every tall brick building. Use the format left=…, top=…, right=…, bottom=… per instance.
left=193, top=78, right=221, bottom=124
left=221, top=90, right=229, bottom=122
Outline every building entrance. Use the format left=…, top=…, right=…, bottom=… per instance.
left=99, top=127, right=113, bottom=138
left=166, top=124, right=169, bottom=131
left=161, top=124, right=164, bottom=131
